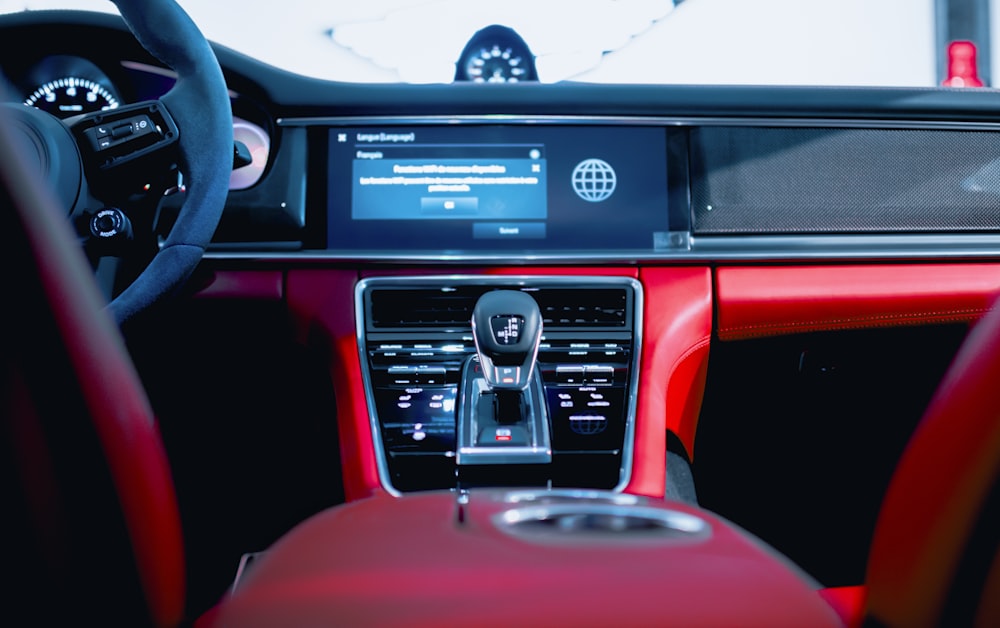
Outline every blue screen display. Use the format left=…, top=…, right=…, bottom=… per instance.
left=327, top=125, right=668, bottom=252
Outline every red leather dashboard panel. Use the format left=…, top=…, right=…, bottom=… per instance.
left=631, top=267, right=713, bottom=495
left=286, top=269, right=381, bottom=502
left=187, top=269, right=283, bottom=301
left=716, top=264, right=1000, bottom=341
left=225, top=266, right=715, bottom=502
left=215, top=490, right=841, bottom=627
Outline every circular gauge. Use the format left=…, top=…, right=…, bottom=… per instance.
left=455, top=25, right=538, bottom=83
left=465, top=45, right=529, bottom=83
left=21, top=56, right=122, bottom=119
left=24, top=77, right=120, bottom=118
left=230, top=117, right=270, bottom=190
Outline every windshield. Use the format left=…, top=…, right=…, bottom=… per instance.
left=0, top=0, right=989, bottom=86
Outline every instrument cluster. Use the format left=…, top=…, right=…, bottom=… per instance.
left=4, top=53, right=271, bottom=190
left=19, top=54, right=120, bottom=117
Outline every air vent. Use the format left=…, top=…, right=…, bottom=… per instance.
left=369, top=286, right=629, bottom=330
left=370, top=289, right=478, bottom=327
left=534, top=289, right=627, bottom=328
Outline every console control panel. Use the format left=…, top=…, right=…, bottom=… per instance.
left=358, top=278, right=641, bottom=493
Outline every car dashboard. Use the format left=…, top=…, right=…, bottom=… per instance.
left=8, top=12, right=1000, bottom=259
left=5, top=8, right=1000, bottom=627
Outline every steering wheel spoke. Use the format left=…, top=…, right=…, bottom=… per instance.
left=94, top=0, right=230, bottom=325
left=3, top=0, right=230, bottom=325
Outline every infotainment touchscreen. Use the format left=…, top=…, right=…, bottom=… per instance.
left=326, top=125, right=668, bottom=252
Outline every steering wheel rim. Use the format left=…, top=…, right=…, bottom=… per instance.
left=1, top=2, right=229, bottom=623
left=104, top=0, right=231, bottom=324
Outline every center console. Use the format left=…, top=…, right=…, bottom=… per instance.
left=356, top=276, right=641, bottom=494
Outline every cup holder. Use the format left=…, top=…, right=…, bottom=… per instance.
left=494, top=500, right=710, bottom=544
left=501, top=489, right=643, bottom=507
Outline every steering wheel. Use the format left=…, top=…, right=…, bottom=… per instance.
left=4, top=0, right=232, bottom=325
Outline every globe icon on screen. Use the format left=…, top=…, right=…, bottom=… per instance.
left=571, top=158, right=617, bottom=202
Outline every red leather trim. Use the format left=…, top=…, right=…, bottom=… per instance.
left=630, top=267, right=713, bottom=495
left=819, top=585, right=866, bottom=628
left=188, top=269, right=283, bottom=300
left=79, top=346, right=185, bottom=628
left=865, top=297, right=1000, bottom=625
left=482, top=266, right=640, bottom=278
left=716, top=264, right=1000, bottom=341
left=977, top=552, right=1000, bottom=626
left=215, top=491, right=841, bottom=627
left=193, top=602, right=222, bottom=628
left=359, top=266, right=639, bottom=279
left=286, top=269, right=382, bottom=502
left=283, top=266, right=710, bottom=502
left=288, top=267, right=647, bottom=501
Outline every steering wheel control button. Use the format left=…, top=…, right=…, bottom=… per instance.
left=89, top=207, right=133, bottom=242
left=84, top=114, right=156, bottom=152
left=111, top=123, right=135, bottom=139
left=93, top=210, right=121, bottom=236
left=72, top=101, right=179, bottom=194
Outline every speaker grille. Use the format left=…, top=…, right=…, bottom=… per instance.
left=691, top=127, right=1000, bottom=234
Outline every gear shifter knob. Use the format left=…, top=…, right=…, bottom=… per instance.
left=471, top=290, right=542, bottom=391
left=459, top=289, right=551, bottom=468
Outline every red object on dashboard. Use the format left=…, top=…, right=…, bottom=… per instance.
left=287, top=269, right=382, bottom=502
left=633, top=267, right=713, bottom=492
left=943, top=40, right=984, bottom=87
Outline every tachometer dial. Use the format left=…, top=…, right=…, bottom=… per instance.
left=455, top=25, right=538, bottom=83
left=465, top=45, right=528, bottom=83
left=24, top=77, right=120, bottom=118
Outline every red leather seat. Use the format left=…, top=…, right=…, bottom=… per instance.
left=859, top=296, right=1000, bottom=626
left=820, top=297, right=1000, bottom=627
left=1, top=99, right=186, bottom=625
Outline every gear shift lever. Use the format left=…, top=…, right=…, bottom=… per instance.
left=457, top=290, right=551, bottom=467
left=471, top=290, right=542, bottom=393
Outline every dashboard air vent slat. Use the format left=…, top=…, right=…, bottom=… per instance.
left=369, top=287, right=628, bottom=329
left=534, top=289, right=627, bottom=328
left=370, top=290, right=478, bottom=327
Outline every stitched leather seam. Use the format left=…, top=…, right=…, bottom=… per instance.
left=719, top=308, right=992, bottom=340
